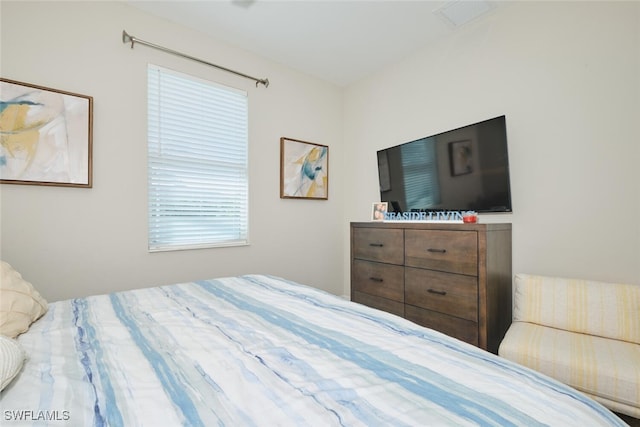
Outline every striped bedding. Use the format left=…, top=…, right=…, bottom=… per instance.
left=0, top=275, right=627, bottom=426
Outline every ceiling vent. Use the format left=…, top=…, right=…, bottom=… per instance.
left=231, top=0, right=255, bottom=8
left=434, top=0, right=496, bottom=27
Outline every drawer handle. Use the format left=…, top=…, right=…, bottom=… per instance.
left=427, top=248, right=447, bottom=253
left=369, top=277, right=384, bottom=282
left=369, top=243, right=384, bottom=247
left=427, top=289, right=447, bottom=296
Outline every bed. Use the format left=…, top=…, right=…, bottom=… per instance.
left=0, top=270, right=629, bottom=426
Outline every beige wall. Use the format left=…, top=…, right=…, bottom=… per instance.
left=2, top=1, right=638, bottom=303
left=343, top=1, right=640, bottom=286
left=0, top=1, right=345, bottom=301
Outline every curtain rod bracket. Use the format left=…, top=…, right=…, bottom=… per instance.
left=122, top=30, right=135, bottom=49
left=121, top=30, right=269, bottom=88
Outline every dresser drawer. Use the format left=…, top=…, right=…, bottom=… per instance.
left=405, top=268, right=478, bottom=321
left=352, top=260, right=404, bottom=302
left=352, top=228, right=404, bottom=264
left=405, top=305, right=478, bottom=346
left=405, top=230, right=477, bottom=275
left=352, top=291, right=405, bottom=318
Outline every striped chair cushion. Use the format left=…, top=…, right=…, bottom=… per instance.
left=513, top=274, right=640, bottom=344
left=499, top=322, right=640, bottom=417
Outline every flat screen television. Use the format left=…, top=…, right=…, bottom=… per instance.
left=377, top=115, right=512, bottom=214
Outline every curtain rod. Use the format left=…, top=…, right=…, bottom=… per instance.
left=122, top=30, right=269, bottom=88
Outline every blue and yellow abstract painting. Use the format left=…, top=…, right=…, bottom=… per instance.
left=0, top=79, right=92, bottom=186
left=280, top=138, right=328, bottom=199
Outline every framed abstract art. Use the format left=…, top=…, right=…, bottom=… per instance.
left=280, top=137, right=328, bottom=200
left=0, top=78, right=93, bottom=187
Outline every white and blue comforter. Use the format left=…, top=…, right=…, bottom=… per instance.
left=1, top=275, right=627, bottom=426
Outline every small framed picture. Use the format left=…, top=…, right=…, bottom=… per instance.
left=372, top=202, right=388, bottom=221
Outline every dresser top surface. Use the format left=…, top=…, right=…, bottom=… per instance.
left=350, top=222, right=511, bottom=232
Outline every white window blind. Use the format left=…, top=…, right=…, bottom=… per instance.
left=147, top=65, right=249, bottom=251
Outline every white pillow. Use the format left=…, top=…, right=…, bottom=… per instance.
left=0, top=261, right=48, bottom=338
left=0, top=334, right=26, bottom=391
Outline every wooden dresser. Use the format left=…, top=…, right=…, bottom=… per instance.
left=350, top=221, right=512, bottom=354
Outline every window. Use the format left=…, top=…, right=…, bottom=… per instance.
left=147, top=65, right=249, bottom=251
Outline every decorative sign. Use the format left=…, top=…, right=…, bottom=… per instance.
left=382, top=210, right=478, bottom=223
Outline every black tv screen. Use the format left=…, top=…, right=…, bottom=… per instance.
left=377, top=115, right=512, bottom=213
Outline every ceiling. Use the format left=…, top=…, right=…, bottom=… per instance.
left=126, top=1, right=501, bottom=87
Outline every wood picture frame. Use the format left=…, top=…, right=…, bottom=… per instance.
left=0, top=78, right=93, bottom=187
left=280, top=137, right=328, bottom=200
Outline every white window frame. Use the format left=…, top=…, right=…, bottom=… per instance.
left=147, top=65, right=249, bottom=252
